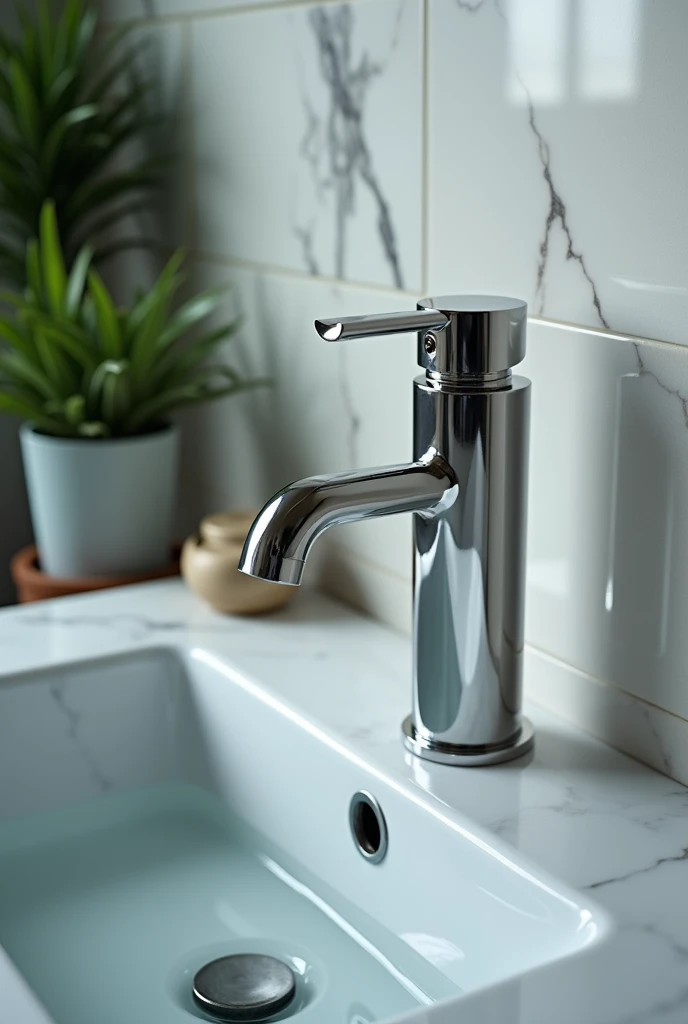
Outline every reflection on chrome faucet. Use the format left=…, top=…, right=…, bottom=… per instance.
left=240, top=296, right=533, bottom=767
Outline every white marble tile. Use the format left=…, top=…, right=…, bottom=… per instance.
left=523, top=318, right=688, bottom=723
left=190, top=1, right=423, bottom=289
left=524, top=643, right=688, bottom=788
left=100, top=21, right=189, bottom=301
left=116, top=20, right=190, bottom=259
left=427, top=0, right=688, bottom=346
left=320, top=539, right=413, bottom=633
left=179, top=260, right=418, bottom=593
left=138, top=21, right=190, bottom=248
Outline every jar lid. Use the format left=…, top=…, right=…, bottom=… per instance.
left=200, top=511, right=257, bottom=548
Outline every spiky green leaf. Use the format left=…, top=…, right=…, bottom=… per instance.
left=64, top=244, right=93, bottom=315
left=39, top=200, right=67, bottom=313
left=0, top=206, right=263, bottom=437
left=87, top=268, right=121, bottom=357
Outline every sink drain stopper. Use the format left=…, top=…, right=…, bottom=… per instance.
left=192, top=954, right=296, bottom=1021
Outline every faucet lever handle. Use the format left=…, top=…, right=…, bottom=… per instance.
left=314, top=309, right=448, bottom=343
left=315, top=296, right=527, bottom=378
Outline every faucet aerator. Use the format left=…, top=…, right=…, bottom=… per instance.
left=238, top=550, right=304, bottom=586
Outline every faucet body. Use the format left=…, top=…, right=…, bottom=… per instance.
left=240, top=296, right=533, bottom=766
left=408, top=370, right=531, bottom=763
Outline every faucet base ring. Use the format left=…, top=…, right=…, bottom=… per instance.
left=401, top=716, right=534, bottom=767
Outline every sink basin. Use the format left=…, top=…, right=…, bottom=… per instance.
left=0, top=645, right=609, bottom=1024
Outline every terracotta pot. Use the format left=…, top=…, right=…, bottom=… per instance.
left=11, top=544, right=180, bottom=604
left=181, top=511, right=296, bottom=615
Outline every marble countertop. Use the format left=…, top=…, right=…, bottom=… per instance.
left=1, top=579, right=687, bottom=1024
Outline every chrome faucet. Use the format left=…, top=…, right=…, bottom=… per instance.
left=239, top=296, right=533, bottom=766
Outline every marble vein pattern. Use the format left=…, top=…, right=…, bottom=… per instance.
left=633, top=341, right=688, bottom=429
left=3, top=582, right=688, bottom=1023
left=293, top=222, right=320, bottom=276
left=48, top=681, right=113, bottom=794
left=21, top=610, right=198, bottom=642
left=429, top=0, right=688, bottom=345
left=449, top=0, right=608, bottom=327
left=489, top=0, right=609, bottom=328
left=297, top=4, right=405, bottom=288
left=586, top=846, right=688, bottom=892
left=191, top=0, right=422, bottom=289
left=525, top=95, right=608, bottom=328
left=336, top=343, right=363, bottom=467
left=452, top=0, right=603, bottom=327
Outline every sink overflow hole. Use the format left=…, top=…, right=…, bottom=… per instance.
left=349, top=791, right=388, bottom=864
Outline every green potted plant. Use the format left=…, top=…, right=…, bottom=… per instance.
left=0, top=0, right=162, bottom=284
left=0, top=202, right=261, bottom=578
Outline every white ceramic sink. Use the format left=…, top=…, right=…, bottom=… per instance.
left=0, top=643, right=610, bottom=1024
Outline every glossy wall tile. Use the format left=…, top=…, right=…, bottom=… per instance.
left=191, top=0, right=423, bottom=289
left=428, top=0, right=688, bottom=346
left=99, top=22, right=188, bottom=304
left=524, top=319, right=688, bottom=723
left=134, top=23, right=188, bottom=248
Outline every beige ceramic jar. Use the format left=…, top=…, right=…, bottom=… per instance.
left=181, top=511, right=296, bottom=615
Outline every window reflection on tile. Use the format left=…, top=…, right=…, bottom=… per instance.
left=578, top=0, right=640, bottom=100
left=507, top=0, right=568, bottom=106
left=605, top=371, right=675, bottom=663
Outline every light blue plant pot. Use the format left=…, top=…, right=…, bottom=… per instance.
left=20, top=423, right=179, bottom=579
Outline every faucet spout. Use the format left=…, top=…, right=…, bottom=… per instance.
left=239, top=450, right=456, bottom=586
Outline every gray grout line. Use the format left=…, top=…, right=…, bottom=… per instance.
left=420, top=0, right=430, bottom=295
left=524, top=639, right=688, bottom=729
left=187, top=251, right=688, bottom=353
left=103, top=0, right=356, bottom=30
left=527, top=314, right=688, bottom=354
left=189, top=248, right=419, bottom=299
